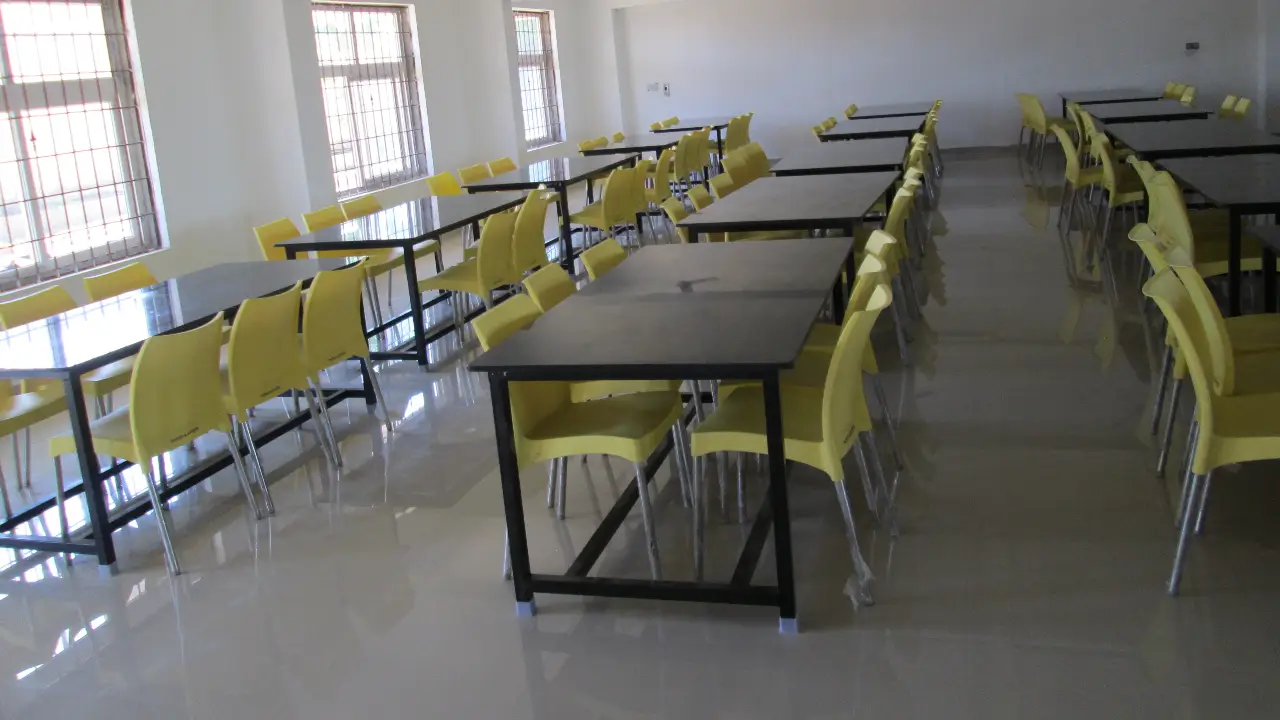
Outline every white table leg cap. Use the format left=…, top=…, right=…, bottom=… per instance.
left=778, top=617, right=798, bottom=635
left=516, top=600, right=537, bottom=618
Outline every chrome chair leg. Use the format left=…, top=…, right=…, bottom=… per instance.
left=1193, top=472, right=1213, bottom=535
left=555, top=456, right=569, bottom=520
left=834, top=478, right=875, bottom=608
left=0, top=458, right=11, bottom=518
left=851, top=435, right=880, bottom=523
left=1175, top=422, right=1200, bottom=526
left=1150, top=346, right=1173, bottom=436
left=501, top=526, right=511, bottom=580
left=308, top=379, right=344, bottom=469
left=863, top=430, right=899, bottom=537
left=1169, top=471, right=1209, bottom=596
left=10, top=435, right=21, bottom=493
left=872, top=375, right=904, bottom=469
left=1156, top=378, right=1183, bottom=476
left=240, top=421, right=276, bottom=515
left=302, top=384, right=340, bottom=470
left=21, top=427, right=31, bottom=488
left=632, top=462, right=662, bottom=580
left=361, top=358, right=392, bottom=430
left=545, top=458, right=559, bottom=508
left=143, top=463, right=182, bottom=576
left=223, top=428, right=262, bottom=521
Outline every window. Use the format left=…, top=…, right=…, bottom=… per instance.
left=0, top=0, right=160, bottom=291
left=311, top=3, right=428, bottom=199
left=512, top=9, right=563, bottom=150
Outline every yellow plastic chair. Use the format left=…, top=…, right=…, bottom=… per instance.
left=630, top=159, right=656, bottom=242
left=661, top=116, right=679, bottom=128
left=723, top=115, right=750, bottom=156
left=418, top=208, right=520, bottom=324
left=1087, top=132, right=1145, bottom=255
left=843, top=103, right=859, bottom=119
left=688, top=184, right=714, bottom=212
left=576, top=137, right=605, bottom=153
left=1015, top=93, right=1072, bottom=168
left=472, top=296, right=687, bottom=578
left=305, top=203, right=403, bottom=327
left=253, top=218, right=300, bottom=261
left=570, top=166, right=636, bottom=247
left=692, top=127, right=715, bottom=173
left=709, top=174, right=737, bottom=200
left=0, top=376, right=65, bottom=516
left=1234, top=97, right=1252, bottom=117
left=0, top=287, right=134, bottom=417
left=649, top=121, right=664, bottom=131
left=340, top=195, right=382, bottom=220
left=1049, top=126, right=1102, bottom=236
left=83, top=262, right=158, bottom=302
left=426, top=171, right=464, bottom=196
left=691, top=283, right=895, bottom=606
left=1164, top=82, right=1181, bottom=99
left=458, top=163, right=492, bottom=185
left=669, top=133, right=702, bottom=189
left=580, top=238, right=627, bottom=280
left=302, top=205, right=347, bottom=234
left=646, top=146, right=676, bottom=209
left=1142, top=268, right=1280, bottom=595
left=300, top=262, right=390, bottom=429
left=1180, top=86, right=1197, bottom=105
left=220, top=281, right=315, bottom=515
left=661, top=197, right=691, bottom=244
left=822, top=117, right=837, bottom=130
left=49, top=315, right=258, bottom=575
left=1218, top=95, right=1239, bottom=116
left=611, top=132, right=626, bottom=144
left=523, top=263, right=576, bottom=312
left=812, top=125, right=825, bottom=141
left=511, top=189, right=556, bottom=277
left=721, top=148, right=752, bottom=187
left=488, top=157, right=518, bottom=176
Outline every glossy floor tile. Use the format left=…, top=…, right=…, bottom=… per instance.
left=1, top=150, right=1279, bottom=718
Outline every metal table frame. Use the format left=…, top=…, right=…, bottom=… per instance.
left=280, top=195, right=526, bottom=366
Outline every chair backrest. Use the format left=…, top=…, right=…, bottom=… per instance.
left=661, top=197, right=690, bottom=244
left=341, top=195, right=382, bottom=220
left=883, top=189, right=915, bottom=252
left=1049, top=125, right=1085, bottom=185
left=426, top=171, right=464, bottom=195
left=863, top=229, right=901, bottom=268
left=1022, top=94, right=1049, bottom=133
left=253, top=218, right=301, bottom=261
left=1219, top=95, right=1239, bottom=114
left=523, top=263, right=576, bottom=311
left=724, top=115, right=749, bottom=154
left=302, top=205, right=346, bottom=233
left=476, top=208, right=521, bottom=289
left=1164, top=81, right=1180, bottom=99
left=488, top=157, right=518, bottom=176
left=581, top=238, right=627, bottom=280
left=687, top=185, right=714, bottom=212
left=512, top=189, right=555, bottom=276
left=662, top=116, right=679, bottom=128
left=709, top=173, right=737, bottom=200
left=1077, top=109, right=1100, bottom=150
left=1180, top=86, right=1196, bottom=105
left=611, top=132, right=626, bottom=143
left=601, top=166, right=636, bottom=224
left=225, top=282, right=304, bottom=416
left=630, top=159, right=654, bottom=214
left=458, top=163, right=492, bottom=184
left=812, top=125, right=825, bottom=140
left=649, top=146, right=676, bottom=203
left=301, top=261, right=370, bottom=375
left=577, top=138, right=599, bottom=153
left=820, top=283, right=891, bottom=471
left=1143, top=268, right=1217, bottom=444
left=1063, top=102, right=1086, bottom=141
left=649, top=121, right=664, bottom=131
left=722, top=146, right=752, bottom=186
left=844, top=103, right=858, bottom=119
left=1235, top=97, right=1252, bottom=116
left=83, top=262, right=158, bottom=302
left=1090, top=132, right=1123, bottom=196
left=1128, top=223, right=1171, bottom=276
left=0, top=285, right=76, bottom=329
left=743, top=142, right=770, bottom=181
left=822, top=117, right=837, bottom=130
left=128, top=313, right=226, bottom=461
left=473, top=294, right=542, bottom=352
left=1166, top=252, right=1239, bottom=395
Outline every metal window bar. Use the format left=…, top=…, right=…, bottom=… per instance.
left=311, top=3, right=428, bottom=199
left=513, top=10, right=563, bottom=150
left=0, top=0, right=160, bottom=291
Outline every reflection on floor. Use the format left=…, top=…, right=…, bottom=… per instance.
left=0, top=150, right=1278, bottom=718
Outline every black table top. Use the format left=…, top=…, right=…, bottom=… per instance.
left=848, top=102, right=934, bottom=119
left=470, top=238, right=852, bottom=379
left=580, top=133, right=679, bottom=155
left=463, top=155, right=635, bottom=192
left=820, top=115, right=924, bottom=141
left=1160, top=155, right=1280, bottom=212
left=770, top=138, right=907, bottom=176
left=678, top=173, right=897, bottom=232
left=652, top=116, right=736, bottom=132
left=278, top=194, right=526, bottom=253
left=1085, top=100, right=1209, bottom=123
left=0, top=259, right=347, bottom=378
left=1059, top=88, right=1164, bottom=106
left=1106, top=119, right=1280, bottom=159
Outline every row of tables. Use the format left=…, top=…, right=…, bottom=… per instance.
left=471, top=112, right=932, bottom=631
left=1058, top=87, right=1280, bottom=316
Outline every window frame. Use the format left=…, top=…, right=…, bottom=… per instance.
left=512, top=8, right=565, bottom=151
left=0, top=0, right=161, bottom=291
left=310, top=1, right=430, bottom=199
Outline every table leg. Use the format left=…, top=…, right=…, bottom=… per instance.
left=762, top=372, right=797, bottom=633
left=587, top=179, right=595, bottom=204
left=716, top=127, right=725, bottom=172
left=557, top=184, right=573, bottom=271
left=64, top=375, right=114, bottom=566
left=285, top=247, right=298, bottom=260
left=1228, top=209, right=1242, bottom=316
left=688, top=229, right=700, bottom=245
left=401, top=244, right=428, bottom=365
left=489, top=373, right=535, bottom=615
left=1266, top=244, right=1278, bottom=314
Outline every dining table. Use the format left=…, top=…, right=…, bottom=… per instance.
left=770, top=138, right=908, bottom=176
left=847, top=102, right=935, bottom=120
left=1084, top=100, right=1210, bottom=124
left=275, top=193, right=527, bottom=366
left=0, top=259, right=356, bottom=568
left=1104, top=118, right=1280, bottom=160
left=820, top=115, right=925, bottom=142
left=1058, top=88, right=1165, bottom=117
left=651, top=116, right=736, bottom=160
left=579, top=133, right=679, bottom=157
left=470, top=237, right=856, bottom=632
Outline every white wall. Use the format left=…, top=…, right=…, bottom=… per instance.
left=614, top=0, right=1261, bottom=159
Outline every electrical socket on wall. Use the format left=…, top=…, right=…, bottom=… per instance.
left=663, top=82, right=670, bottom=97
left=646, top=82, right=660, bottom=92
left=1185, top=41, right=1200, bottom=54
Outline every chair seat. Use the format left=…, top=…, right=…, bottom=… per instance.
left=1191, top=232, right=1265, bottom=278
left=365, top=248, right=405, bottom=277
left=1206, top=391, right=1280, bottom=469
left=413, top=239, right=442, bottom=261
left=0, top=384, right=64, bottom=438
left=524, top=390, right=682, bottom=466
left=81, top=358, right=135, bottom=398
left=417, top=260, right=485, bottom=296
left=50, top=407, right=137, bottom=461
left=1224, top=314, right=1280, bottom=354
left=1110, top=169, right=1145, bottom=206
left=689, top=385, right=831, bottom=475
left=1067, top=166, right=1103, bottom=188
left=569, top=380, right=682, bottom=403
left=570, top=203, right=611, bottom=231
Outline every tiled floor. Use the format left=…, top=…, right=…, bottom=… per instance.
left=0, top=150, right=1279, bottom=718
